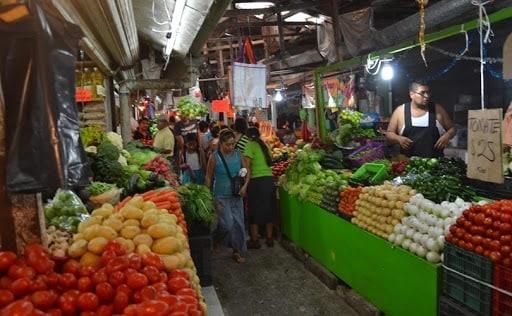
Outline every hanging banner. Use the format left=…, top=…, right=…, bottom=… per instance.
left=467, top=109, right=504, bottom=184
left=321, top=74, right=356, bottom=108
left=232, top=62, right=267, bottom=108
left=302, top=83, right=316, bottom=109
left=211, top=99, right=230, bottom=113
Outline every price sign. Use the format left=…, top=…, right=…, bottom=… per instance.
left=75, top=87, right=93, bottom=102
left=467, top=109, right=504, bottom=183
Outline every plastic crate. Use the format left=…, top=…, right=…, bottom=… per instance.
left=492, top=264, right=512, bottom=316
left=347, top=142, right=384, bottom=168
left=189, top=234, right=213, bottom=286
left=439, top=294, right=479, bottom=316
left=351, top=163, right=388, bottom=185
left=443, top=243, right=493, bottom=316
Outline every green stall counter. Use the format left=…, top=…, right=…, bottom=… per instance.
left=280, top=191, right=440, bottom=316
left=278, top=188, right=302, bottom=245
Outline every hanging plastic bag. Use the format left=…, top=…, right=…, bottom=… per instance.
left=0, top=1, right=91, bottom=192
left=43, top=189, right=90, bottom=233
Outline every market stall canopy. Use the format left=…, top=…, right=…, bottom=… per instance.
left=50, top=0, right=220, bottom=79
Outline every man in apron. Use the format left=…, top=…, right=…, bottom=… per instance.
left=386, top=80, right=456, bottom=158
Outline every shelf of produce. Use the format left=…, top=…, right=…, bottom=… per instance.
left=280, top=190, right=441, bottom=316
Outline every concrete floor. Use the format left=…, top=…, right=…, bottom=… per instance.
left=211, top=243, right=359, bottom=316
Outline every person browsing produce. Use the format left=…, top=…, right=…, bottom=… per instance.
left=205, top=129, right=250, bottom=263
left=386, top=80, right=456, bottom=158
left=133, top=118, right=152, bottom=142
left=244, top=127, right=276, bottom=248
left=181, top=133, right=205, bottom=184
left=152, top=118, right=175, bottom=157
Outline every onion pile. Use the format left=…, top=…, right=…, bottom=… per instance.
left=352, top=183, right=415, bottom=239
left=388, top=194, right=471, bottom=263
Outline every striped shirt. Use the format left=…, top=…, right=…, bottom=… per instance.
left=236, top=135, right=250, bottom=152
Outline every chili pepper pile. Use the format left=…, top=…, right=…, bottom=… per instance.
left=338, top=187, right=362, bottom=217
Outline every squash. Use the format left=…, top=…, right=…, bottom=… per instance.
left=80, top=252, right=102, bottom=268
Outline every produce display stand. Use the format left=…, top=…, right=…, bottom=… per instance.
left=279, top=187, right=440, bottom=316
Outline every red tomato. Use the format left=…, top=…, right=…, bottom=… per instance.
left=77, top=292, right=99, bottom=312
left=0, top=289, right=14, bottom=307
left=474, top=226, right=486, bottom=236
left=484, top=217, right=493, bottom=227
left=101, top=251, right=117, bottom=266
left=142, top=266, right=160, bottom=284
left=0, top=252, right=17, bottom=273
left=31, top=290, right=57, bottom=310
left=493, top=221, right=503, bottom=232
left=59, top=273, right=77, bottom=290
left=106, top=258, right=128, bottom=275
left=58, top=293, right=78, bottom=315
left=454, top=228, right=464, bottom=239
left=8, top=265, right=35, bottom=280
left=504, top=258, right=512, bottom=267
left=10, top=277, right=32, bottom=297
left=113, top=292, right=130, bottom=314
left=134, top=300, right=170, bottom=316
left=463, top=233, right=472, bottom=242
left=472, top=235, right=483, bottom=246
left=502, top=245, right=512, bottom=255
left=159, top=272, right=168, bottom=284
left=178, top=295, right=198, bottom=305
left=45, top=273, right=59, bottom=288
left=170, top=301, right=189, bottom=313
left=462, top=220, right=472, bottom=230
left=176, top=288, right=197, bottom=298
left=0, top=300, right=34, bottom=316
left=132, top=289, right=143, bottom=304
left=475, top=245, right=484, bottom=255
left=80, top=266, right=96, bottom=278
left=47, top=309, right=63, bottom=316
left=188, top=308, right=202, bottom=316
left=491, top=240, right=501, bottom=251
left=501, top=223, right=512, bottom=234
left=96, top=304, right=113, bottom=316
left=169, top=270, right=189, bottom=281
left=80, top=312, right=96, bottom=316
left=95, top=283, right=114, bottom=304
left=141, top=253, right=164, bottom=271
left=115, top=285, right=132, bottom=297
left=126, top=254, right=142, bottom=271
left=0, top=277, right=13, bottom=290
left=458, top=240, right=466, bottom=249
left=123, top=305, right=138, bottom=316
left=139, top=286, right=157, bottom=301
left=152, top=283, right=167, bottom=292
left=63, top=260, right=81, bottom=276
left=475, top=213, right=486, bottom=226
left=155, top=292, right=179, bottom=306
left=501, top=235, right=512, bottom=245
left=501, top=213, right=512, bottom=223
left=103, top=241, right=125, bottom=256
left=91, top=269, right=108, bottom=285
left=167, top=277, right=190, bottom=294
left=77, top=277, right=93, bottom=293
left=126, top=273, right=148, bottom=290
left=490, top=251, right=502, bottom=263
left=26, top=254, right=54, bottom=275
left=484, top=250, right=491, bottom=257
left=108, top=271, right=125, bottom=287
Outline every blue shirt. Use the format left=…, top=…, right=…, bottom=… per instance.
left=213, top=149, right=242, bottom=197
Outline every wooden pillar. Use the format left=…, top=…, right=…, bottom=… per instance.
left=330, top=0, right=343, bottom=62
left=277, top=9, right=286, bottom=56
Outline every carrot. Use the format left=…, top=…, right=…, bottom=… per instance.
left=170, top=202, right=181, bottom=211
left=142, top=190, right=158, bottom=199
left=155, top=202, right=172, bottom=210
left=150, top=192, right=176, bottom=203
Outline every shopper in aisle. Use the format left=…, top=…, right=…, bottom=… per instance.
left=234, top=118, right=250, bottom=152
left=386, top=79, right=456, bottom=158
left=244, top=127, right=276, bottom=248
left=133, top=118, right=152, bottom=142
left=153, top=118, right=175, bottom=158
left=198, top=120, right=210, bottom=155
left=205, top=129, right=249, bottom=263
left=208, top=125, right=221, bottom=157
left=181, top=133, right=206, bottom=184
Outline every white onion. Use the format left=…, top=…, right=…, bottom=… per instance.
left=394, top=224, right=403, bottom=234
left=402, top=239, right=412, bottom=250
left=405, top=228, right=415, bottom=239
left=409, top=242, right=419, bottom=253
left=419, top=223, right=429, bottom=234
left=416, top=245, right=427, bottom=258
left=426, top=251, right=441, bottom=263
left=427, top=226, right=436, bottom=238
left=395, top=234, right=405, bottom=245
left=433, top=227, right=444, bottom=238
left=413, top=232, right=422, bottom=243
left=435, top=218, right=445, bottom=229
left=409, top=204, right=419, bottom=215
left=420, top=234, right=429, bottom=246
left=437, top=235, right=445, bottom=249
left=388, top=234, right=396, bottom=243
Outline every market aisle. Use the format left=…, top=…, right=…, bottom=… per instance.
left=212, top=243, right=359, bottom=316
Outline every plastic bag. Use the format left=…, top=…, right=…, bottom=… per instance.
left=0, top=1, right=91, bottom=192
left=89, top=188, right=122, bottom=208
left=44, top=189, right=89, bottom=233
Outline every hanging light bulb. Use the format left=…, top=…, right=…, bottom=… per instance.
left=381, top=63, right=394, bottom=80
left=274, top=90, right=283, bottom=102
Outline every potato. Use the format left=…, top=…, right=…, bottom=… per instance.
left=103, top=218, right=123, bottom=232
left=147, top=223, right=176, bottom=239
left=127, top=196, right=144, bottom=208
left=80, top=252, right=101, bottom=268
left=95, top=226, right=117, bottom=240
left=101, top=203, right=114, bottom=211
left=110, top=213, right=124, bottom=222
left=162, top=254, right=180, bottom=271
left=121, top=225, right=141, bottom=239
left=124, top=239, right=135, bottom=253
left=83, top=224, right=101, bottom=241
left=141, top=213, right=159, bottom=228
left=159, top=214, right=177, bottom=225
left=123, top=219, right=140, bottom=227
left=136, top=244, right=151, bottom=255
left=88, top=237, right=108, bottom=254
left=68, top=239, right=88, bottom=258
left=151, top=236, right=180, bottom=254
left=73, top=233, right=85, bottom=242
left=78, top=217, right=102, bottom=233
left=142, top=201, right=156, bottom=211
left=120, top=205, right=144, bottom=220
left=133, top=234, right=153, bottom=247
left=91, top=207, right=112, bottom=218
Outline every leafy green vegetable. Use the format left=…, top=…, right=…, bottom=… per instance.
left=80, top=125, right=104, bottom=147
left=177, top=184, right=215, bottom=225
left=177, top=96, right=209, bottom=118
left=87, top=182, right=115, bottom=196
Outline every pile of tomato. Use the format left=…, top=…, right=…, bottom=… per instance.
left=446, top=200, right=512, bottom=266
left=0, top=241, right=204, bottom=315
left=338, top=187, right=362, bottom=217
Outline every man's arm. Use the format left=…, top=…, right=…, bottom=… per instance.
left=435, top=104, right=457, bottom=149
left=386, top=105, right=413, bottom=150
left=204, top=155, right=216, bottom=189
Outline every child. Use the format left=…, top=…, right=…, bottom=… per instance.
left=181, top=133, right=205, bottom=184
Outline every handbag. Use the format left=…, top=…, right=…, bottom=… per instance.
left=218, top=151, right=243, bottom=196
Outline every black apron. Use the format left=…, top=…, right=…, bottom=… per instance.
left=402, top=102, right=443, bottom=158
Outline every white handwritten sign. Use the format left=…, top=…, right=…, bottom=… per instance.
left=467, top=109, right=504, bottom=184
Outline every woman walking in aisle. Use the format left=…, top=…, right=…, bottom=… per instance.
left=244, top=127, right=276, bottom=248
left=205, top=129, right=250, bottom=263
